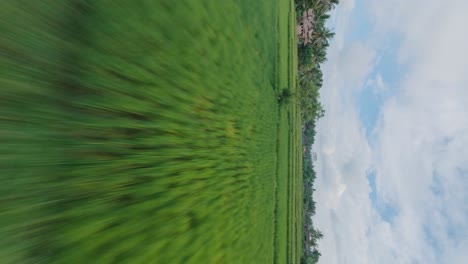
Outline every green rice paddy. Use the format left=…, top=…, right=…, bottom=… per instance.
left=0, top=0, right=302, bottom=263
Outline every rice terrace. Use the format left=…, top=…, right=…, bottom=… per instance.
left=0, top=0, right=337, bottom=263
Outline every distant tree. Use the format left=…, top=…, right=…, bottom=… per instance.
left=300, top=249, right=322, bottom=264
left=295, top=1, right=336, bottom=262
left=315, top=103, right=325, bottom=119
left=310, top=248, right=322, bottom=263
left=312, top=26, right=335, bottom=46
left=312, top=47, right=327, bottom=64
left=317, top=0, right=340, bottom=12
left=278, top=88, right=300, bottom=105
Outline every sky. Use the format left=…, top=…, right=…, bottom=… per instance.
left=313, top=0, right=468, bottom=263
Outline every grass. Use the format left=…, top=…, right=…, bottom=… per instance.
left=0, top=0, right=301, bottom=263
left=275, top=1, right=303, bottom=264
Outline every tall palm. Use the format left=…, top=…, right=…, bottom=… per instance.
left=310, top=249, right=322, bottom=263
left=312, top=26, right=334, bottom=46
left=311, top=228, right=324, bottom=241
left=317, top=0, right=340, bottom=11
left=311, top=47, right=327, bottom=64
left=313, top=12, right=331, bottom=26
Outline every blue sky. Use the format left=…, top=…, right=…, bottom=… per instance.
left=367, top=170, right=399, bottom=223
left=339, top=0, right=402, bottom=221
left=346, top=0, right=400, bottom=218
left=313, top=0, right=468, bottom=263
left=345, top=0, right=404, bottom=138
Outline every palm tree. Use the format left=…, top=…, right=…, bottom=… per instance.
left=313, top=9, right=331, bottom=24
left=311, top=228, right=324, bottom=242
left=310, top=249, right=322, bottom=263
left=317, top=0, right=340, bottom=11
left=312, top=26, right=334, bottom=46
left=312, top=48, right=327, bottom=64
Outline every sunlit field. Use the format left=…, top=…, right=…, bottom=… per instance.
left=0, top=1, right=302, bottom=263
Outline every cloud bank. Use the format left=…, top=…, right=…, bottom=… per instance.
left=313, top=0, right=468, bottom=263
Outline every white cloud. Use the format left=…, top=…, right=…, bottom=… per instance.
left=328, top=0, right=356, bottom=49
left=338, top=42, right=376, bottom=92
left=313, top=0, right=468, bottom=263
left=314, top=4, right=375, bottom=262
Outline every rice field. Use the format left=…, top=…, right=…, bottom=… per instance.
left=0, top=0, right=302, bottom=263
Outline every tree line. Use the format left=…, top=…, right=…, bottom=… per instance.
left=295, top=0, right=339, bottom=263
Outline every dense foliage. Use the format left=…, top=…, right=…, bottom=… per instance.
left=295, top=0, right=339, bottom=263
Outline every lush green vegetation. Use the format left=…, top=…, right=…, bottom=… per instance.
left=294, top=0, right=339, bottom=264
left=275, top=1, right=304, bottom=263
left=1, top=1, right=303, bottom=263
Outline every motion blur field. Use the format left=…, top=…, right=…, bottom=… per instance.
left=0, top=1, right=301, bottom=263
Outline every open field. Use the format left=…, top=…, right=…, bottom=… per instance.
left=275, top=0, right=303, bottom=264
left=1, top=0, right=302, bottom=263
